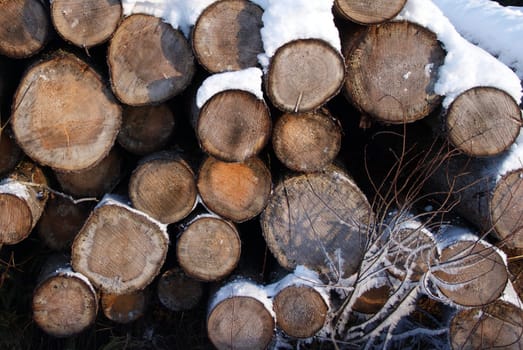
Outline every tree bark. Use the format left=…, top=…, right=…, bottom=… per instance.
left=50, top=0, right=122, bottom=49
left=444, top=87, right=522, bottom=157
left=197, top=156, right=272, bottom=223
left=128, top=152, right=197, bottom=224
left=108, top=14, right=195, bottom=106
left=192, top=0, right=263, bottom=73
left=157, top=267, right=204, bottom=312
left=10, top=52, right=122, bottom=172
left=0, top=161, right=48, bottom=245
left=0, top=0, right=51, bottom=58
left=334, top=0, right=407, bottom=24
left=117, top=104, right=175, bottom=156
left=101, top=290, right=146, bottom=324
left=197, top=89, right=271, bottom=162
left=342, top=21, right=445, bottom=124
left=261, top=165, right=373, bottom=280
left=54, top=147, right=122, bottom=198
left=266, top=39, right=345, bottom=113
left=272, top=109, right=342, bottom=172
left=71, top=195, right=169, bottom=294
left=176, top=213, right=241, bottom=282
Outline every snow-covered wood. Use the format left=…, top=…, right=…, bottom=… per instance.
left=334, top=0, right=407, bottom=24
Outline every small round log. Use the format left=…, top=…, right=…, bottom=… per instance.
left=50, top=0, right=122, bottom=48
left=0, top=0, right=51, bottom=58
left=342, top=21, right=445, bottom=124
left=71, top=196, right=169, bottom=294
left=445, top=87, right=522, bottom=157
left=101, top=290, right=146, bottom=324
left=177, top=214, right=241, bottom=282
left=197, top=89, right=271, bottom=162
left=157, top=267, right=204, bottom=311
left=11, top=52, right=122, bottom=172
left=192, top=0, right=263, bottom=73
left=273, top=285, right=328, bottom=338
left=108, top=14, right=195, bottom=106
left=334, top=0, right=407, bottom=25
left=267, top=39, right=345, bottom=113
left=129, top=153, right=197, bottom=224
left=117, top=104, right=175, bottom=156
left=197, top=156, right=272, bottom=223
left=272, top=110, right=342, bottom=172
left=352, top=284, right=392, bottom=315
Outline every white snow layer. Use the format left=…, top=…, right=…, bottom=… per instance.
left=433, top=0, right=523, bottom=79
left=0, top=179, right=31, bottom=201
left=397, top=0, right=522, bottom=108
left=496, top=130, right=523, bottom=178
left=257, top=0, right=341, bottom=69
left=196, top=68, right=264, bottom=108
left=208, top=279, right=274, bottom=317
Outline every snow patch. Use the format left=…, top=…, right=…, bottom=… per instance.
left=0, top=179, right=31, bottom=201
left=208, top=279, right=274, bottom=317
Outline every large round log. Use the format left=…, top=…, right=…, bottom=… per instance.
left=108, top=14, right=195, bottom=106
left=11, top=52, right=122, bottom=172
left=50, top=0, right=122, bottom=48
left=261, top=165, right=373, bottom=279
left=334, top=0, right=407, bottom=24
left=342, top=21, right=445, bottom=124
left=192, top=0, right=263, bottom=73
left=71, top=196, right=169, bottom=294
left=197, top=156, right=272, bottom=223
left=0, top=0, right=51, bottom=58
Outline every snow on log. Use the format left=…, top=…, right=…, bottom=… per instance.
left=0, top=0, right=51, bottom=58
left=11, top=52, right=122, bottom=172
left=71, top=195, right=169, bottom=294
left=108, top=14, right=195, bottom=106
left=272, top=109, right=342, bottom=173
left=101, top=290, right=146, bottom=324
left=0, top=162, right=48, bottom=245
left=197, top=155, right=272, bottom=223
left=334, top=0, right=407, bottom=24
left=157, top=267, right=204, bottom=311
left=50, top=0, right=122, bottom=48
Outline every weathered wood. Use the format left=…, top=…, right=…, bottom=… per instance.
left=157, top=267, right=204, bottom=311
left=55, top=147, right=122, bottom=198
left=272, top=109, right=342, bottom=172
left=71, top=196, right=169, bottom=294
left=0, top=0, right=51, bottom=58
left=11, top=52, right=122, bottom=172
left=36, top=196, right=92, bottom=251
left=129, top=152, right=197, bottom=224
left=101, top=290, right=146, bottom=324
left=342, top=21, right=445, bottom=123
left=33, top=262, right=98, bottom=337
left=197, top=89, right=271, bottom=162
left=108, top=14, right=195, bottom=106
left=450, top=300, right=523, bottom=349
left=0, top=128, right=23, bottom=177
left=267, top=39, right=345, bottom=113
left=177, top=214, right=241, bottom=282
left=445, top=87, right=522, bottom=157
left=0, top=162, right=48, bottom=245
left=117, top=104, right=175, bottom=156
left=273, top=285, right=328, bottom=338
left=192, top=0, right=263, bottom=73
left=51, top=0, right=122, bottom=48
left=261, top=165, right=373, bottom=280
left=197, top=156, right=272, bottom=223
left=334, top=0, right=407, bottom=24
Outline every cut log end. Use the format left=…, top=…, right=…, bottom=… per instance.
left=352, top=285, right=391, bottom=315
left=272, top=111, right=342, bottom=172
left=267, top=39, right=345, bottom=113
left=334, top=0, right=407, bottom=24
left=177, top=216, right=241, bottom=282
left=157, top=268, right=204, bottom=311
left=71, top=200, right=169, bottom=294
left=33, top=273, right=98, bottom=338
left=108, top=14, right=195, bottom=106
left=0, top=193, right=33, bottom=244
left=207, top=296, right=274, bottom=350
left=343, top=21, right=445, bottom=124
left=273, top=285, right=328, bottom=338
left=197, top=156, right=272, bottom=223
left=192, top=0, right=263, bottom=73
left=446, top=87, right=522, bottom=157
left=197, top=90, right=271, bottom=162
left=101, top=291, right=146, bottom=324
